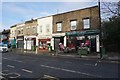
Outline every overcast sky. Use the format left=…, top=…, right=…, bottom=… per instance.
left=1, top=0, right=119, bottom=31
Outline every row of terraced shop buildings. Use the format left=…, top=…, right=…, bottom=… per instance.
left=9, top=6, right=100, bottom=53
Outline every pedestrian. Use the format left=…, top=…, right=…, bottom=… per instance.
left=59, top=42, right=64, bottom=51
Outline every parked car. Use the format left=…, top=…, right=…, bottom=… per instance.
left=0, top=44, right=8, bottom=53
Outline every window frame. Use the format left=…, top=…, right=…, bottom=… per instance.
left=83, top=18, right=90, bottom=29
left=70, top=20, right=77, bottom=30
left=56, top=22, right=62, bottom=32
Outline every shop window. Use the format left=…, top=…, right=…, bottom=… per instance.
left=57, top=22, right=62, bottom=31
left=39, top=41, right=48, bottom=49
left=83, top=18, right=90, bottom=29
left=39, top=42, right=43, bottom=48
left=70, top=20, right=77, bottom=30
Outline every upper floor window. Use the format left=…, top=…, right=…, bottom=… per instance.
left=32, top=26, right=36, bottom=33
left=83, top=18, right=90, bottom=29
left=40, top=25, right=42, bottom=33
left=57, top=22, right=62, bottom=31
left=46, top=24, right=50, bottom=32
left=26, top=27, right=30, bottom=35
left=15, top=30, right=16, bottom=35
left=21, top=29, right=23, bottom=34
left=11, top=31, right=13, bottom=36
left=70, top=20, right=77, bottom=30
left=18, top=30, right=20, bottom=35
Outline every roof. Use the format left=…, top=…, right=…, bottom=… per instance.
left=10, top=25, right=17, bottom=28
left=2, top=29, right=10, bottom=34
left=53, top=5, right=98, bottom=16
left=38, top=5, right=98, bottom=19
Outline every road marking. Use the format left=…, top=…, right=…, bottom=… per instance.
left=110, top=61, right=119, bottom=64
left=1, top=70, right=9, bottom=75
left=40, top=65, right=102, bottom=78
left=7, top=65, right=15, bottom=68
left=0, top=63, right=2, bottom=64
left=0, top=76, right=5, bottom=79
left=21, top=69, right=32, bottom=73
left=2, top=57, right=23, bottom=63
left=43, top=74, right=57, bottom=79
left=7, top=73, right=21, bottom=78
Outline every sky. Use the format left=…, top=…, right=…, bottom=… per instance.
left=1, top=0, right=119, bottom=31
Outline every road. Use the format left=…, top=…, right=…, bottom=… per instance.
left=1, top=52, right=120, bottom=79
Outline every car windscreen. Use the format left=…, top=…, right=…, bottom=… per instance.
left=0, top=44, right=7, bottom=47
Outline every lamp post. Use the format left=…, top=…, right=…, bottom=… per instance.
left=35, top=33, right=38, bottom=54
left=98, top=0, right=103, bottom=59
left=25, top=38, right=28, bottom=53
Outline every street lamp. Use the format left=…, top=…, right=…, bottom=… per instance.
left=98, top=0, right=103, bottom=59
left=25, top=38, right=28, bottom=53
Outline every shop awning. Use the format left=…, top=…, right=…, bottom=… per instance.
left=66, top=30, right=100, bottom=36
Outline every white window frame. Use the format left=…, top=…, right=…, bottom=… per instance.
left=70, top=20, right=77, bottom=30
left=83, top=18, right=90, bottom=29
left=57, top=22, right=62, bottom=31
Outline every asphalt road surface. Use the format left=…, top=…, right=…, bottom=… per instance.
left=1, top=52, right=120, bottom=80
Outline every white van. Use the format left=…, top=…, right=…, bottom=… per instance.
left=0, top=44, right=8, bottom=53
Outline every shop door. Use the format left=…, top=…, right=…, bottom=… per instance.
left=17, top=40, right=24, bottom=49
left=90, top=38, right=96, bottom=52
left=54, top=38, right=60, bottom=50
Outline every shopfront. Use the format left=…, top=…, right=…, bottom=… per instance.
left=52, top=33, right=66, bottom=51
left=10, top=37, right=16, bottom=48
left=17, top=36, right=24, bottom=49
left=66, top=30, right=100, bottom=53
left=24, top=36, right=36, bottom=50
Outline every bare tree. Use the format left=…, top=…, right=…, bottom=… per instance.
left=101, top=1, right=120, bottom=20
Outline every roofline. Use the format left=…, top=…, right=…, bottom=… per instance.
left=37, top=5, right=98, bottom=19
left=10, top=22, right=25, bottom=28
left=37, top=15, right=53, bottom=19
left=53, top=5, right=98, bottom=16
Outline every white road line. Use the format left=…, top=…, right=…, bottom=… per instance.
left=40, top=65, right=102, bottom=78
left=0, top=63, right=2, bottom=64
left=7, top=65, right=15, bottom=68
left=0, top=76, right=4, bottom=79
left=43, top=75, right=57, bottom=79
left=21, top=69, right=32, bottom=73
left=2, top=57, right=23, bottom=63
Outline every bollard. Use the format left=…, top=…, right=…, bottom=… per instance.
left=78, top=47, right=81, bottom=58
